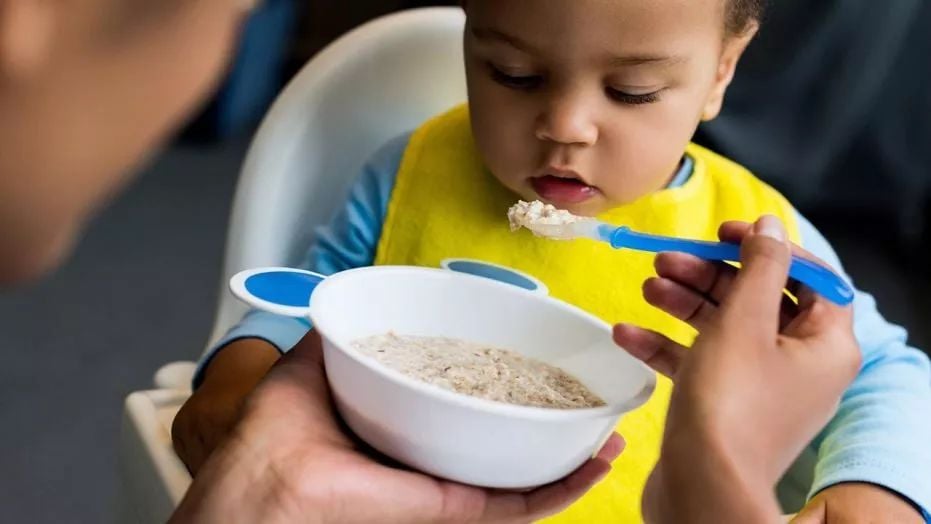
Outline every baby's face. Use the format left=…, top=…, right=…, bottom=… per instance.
left=464, top=0, right=754, bottom=216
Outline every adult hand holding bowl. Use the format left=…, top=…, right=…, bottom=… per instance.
left=171, top=329, right=627, bottom=524
left=231, top=265, right=656, bottom=488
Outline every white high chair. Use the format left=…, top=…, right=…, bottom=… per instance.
left=116, top=7, right=467, bottom=522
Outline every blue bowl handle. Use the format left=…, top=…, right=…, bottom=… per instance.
left=229, top=267, right=327, bottom=317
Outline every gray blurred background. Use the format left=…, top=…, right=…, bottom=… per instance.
left=1, top=1, right=929, bottom=522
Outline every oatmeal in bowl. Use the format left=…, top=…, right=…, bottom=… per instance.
left=307, top=265, right=655, bottom=489
left=352, top=332, right=606, bottom=409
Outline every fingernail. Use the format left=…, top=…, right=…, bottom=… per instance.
left=754, top=215, right=786, bottom=242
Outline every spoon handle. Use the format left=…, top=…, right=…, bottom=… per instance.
left=609, top=227, right=854, bottom=306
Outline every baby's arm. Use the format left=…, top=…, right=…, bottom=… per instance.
left=793, top=213, right=931, bottom=521
left=172, top=133, right=409, bottom=474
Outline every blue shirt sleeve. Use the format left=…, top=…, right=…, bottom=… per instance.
left=795, top=211, right=931, bottom=520
left=191, top=133, right=410, bottom=388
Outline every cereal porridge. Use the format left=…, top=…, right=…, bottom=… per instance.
left=507, top=200, right=580, bottom=233
left=351, top=332, right=605, bottom=409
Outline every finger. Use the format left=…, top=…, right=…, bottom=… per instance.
left=643, top=276, right=719, bottom=331
left=613, top=323, right=687, bottom=378
left=720, top=215, right=792, bottom=334
left=787, top=264, right=848, bottom=314
left=279, top=329, right=325, bottom=368
left=789, top=499, right=826, bottom=524
left=718, top=220, right=753, bottom=244
left=261, top=330, right=328, bottom=400
left=520, top=456, right=613, bottom=520
left=261, top=329, right=331, bottom=404
left=651, top=254, right=806, bottom=330
left=786, top=270, right=853, bottom=331
left=782, top=294, right=855, bottom=350
left=465, top=456, right=611, bottom=522
left=245, top=330, right=350, bottom=445
left=721, top=220, right=802, bottom=304
left=594, top=433, right=625, bottom=462
left=720, top=221, right=828, bottom=266
left=792, top=282, right=820, bottom=310
left=720, top=220, right=846, bottom=312
left=654, top=251, right=736, bottom=301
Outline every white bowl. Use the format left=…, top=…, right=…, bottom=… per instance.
left=309, top=266, right=656, bottom=489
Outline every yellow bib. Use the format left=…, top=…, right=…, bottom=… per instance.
left=374, top=105, right=801, bottom=523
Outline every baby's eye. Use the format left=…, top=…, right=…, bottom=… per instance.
left=488, top=63, right=543, bottom=90
left=606, top=87, right=663, bottom=105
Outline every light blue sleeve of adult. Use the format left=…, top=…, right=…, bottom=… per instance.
left=796, top=212, right=931, bottom=521
left=191, top=133, right=409, bottom=388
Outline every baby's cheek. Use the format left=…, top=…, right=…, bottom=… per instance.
left=489, top=169, right=534, bottom=200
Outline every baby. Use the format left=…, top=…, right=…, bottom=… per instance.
left=174, top=1, right=931, bottom=522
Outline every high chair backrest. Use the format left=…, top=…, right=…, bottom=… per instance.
left=206, top=7, right=468, bottom=348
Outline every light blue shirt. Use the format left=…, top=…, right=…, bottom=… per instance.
left=198, top=133, right=931, bottom=520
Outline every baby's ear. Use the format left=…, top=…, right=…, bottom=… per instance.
left=0, top=0, right=56, bottom=80
left=701, top=23, right=759, bottom=122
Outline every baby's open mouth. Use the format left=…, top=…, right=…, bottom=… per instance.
left=530, top=175, right=599, bottom=205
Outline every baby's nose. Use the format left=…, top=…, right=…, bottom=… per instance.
left=535, top=94, right=599, bottom=146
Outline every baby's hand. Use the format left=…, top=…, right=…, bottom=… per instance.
left=171, top=338, right=280, bottom=475
left=172, top=379, right=251, bottom=475
left=792, top=483, right=923, bottom=523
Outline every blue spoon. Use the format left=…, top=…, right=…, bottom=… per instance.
left=524, top=219, right=855, bottom=306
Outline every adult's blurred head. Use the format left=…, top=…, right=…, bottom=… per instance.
left=0, top=0, right=248, bottom=283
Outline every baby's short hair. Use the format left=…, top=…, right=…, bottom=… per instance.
left=726, top=0, right=767, bottom=35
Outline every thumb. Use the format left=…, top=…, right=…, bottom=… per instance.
left=278, top=329, right=325, bottom=368
left=250, top=329, right=332, bottom=417
left=721, top=215, right=792, bottom=334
